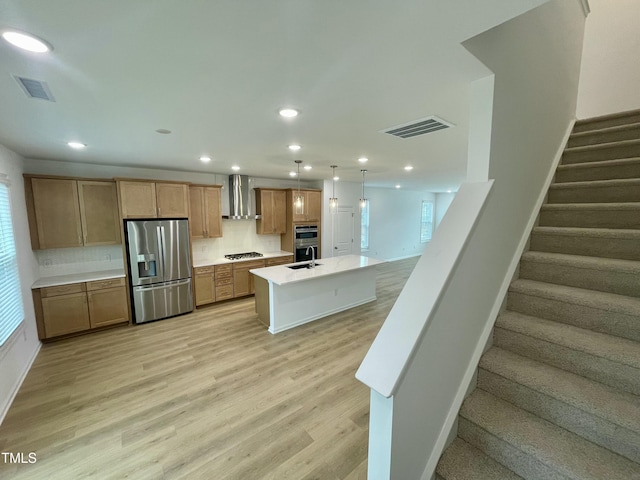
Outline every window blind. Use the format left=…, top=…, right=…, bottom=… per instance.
left=0, top=179, right=24, bottom=346
left=421, top=201, right=434, bottom=243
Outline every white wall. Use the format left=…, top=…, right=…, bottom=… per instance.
left=435, top=192, right=455, bottom=228
left=576, top=0, right=640, bottom=118
left=0, top=144, right=41, bottom=424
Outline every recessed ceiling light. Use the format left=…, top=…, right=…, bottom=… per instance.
left=279, top=108, right=299, bottom=118
left=231, top=165, right=240, bottom=171
left=395, top=185, right=401, bottom=189
left=2, top=30, right=52, bottom=53
left=288, top=144, right=301, bottom=151
left=67, top=141, right=86, bottom=149
left=333, top=176, right=339, bottom=181
left=303, top=165, right=312, bottom=171
left=447, top=189, right=452, bottom=193
left=404, top=165, right=413, bottom=171
left=358, top=157, right=368, bottom=163
left=155, top=128, right=171, bottom=134
left=289, top=171, right=297, bottom=177
left=200, top=156, right=211, bottom=163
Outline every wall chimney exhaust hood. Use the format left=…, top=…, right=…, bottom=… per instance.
left=224, top=174, right=260, bottom=219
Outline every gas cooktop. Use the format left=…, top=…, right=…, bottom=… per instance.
left=224, top=252, right=264, bottom=260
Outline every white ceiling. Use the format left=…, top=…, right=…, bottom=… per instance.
left=0, top=0, right=546, bottom=190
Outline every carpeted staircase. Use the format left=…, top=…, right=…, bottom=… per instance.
left=436, top=109, right=640, bottom=479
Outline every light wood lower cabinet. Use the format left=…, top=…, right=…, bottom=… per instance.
left=41, top=291, right=90, bottom=338
left=215, top=264, right=234, bottom=302
left=233, top=259, right=265, bottom=298
left=35, top=277, right=129, bottom=340
left=265, top=255, right=293, bottom=267
left=86, top=279, right=128, bottom=328
left=194, top=266, right=216, bottom=306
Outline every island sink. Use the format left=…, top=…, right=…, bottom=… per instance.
left=287, top=263, right=322, bottom=270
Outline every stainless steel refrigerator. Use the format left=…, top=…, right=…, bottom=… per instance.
left=125, top=219, right=193, bottom=324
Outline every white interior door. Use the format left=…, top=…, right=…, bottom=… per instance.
left=334, top=206, right=354, bottom=256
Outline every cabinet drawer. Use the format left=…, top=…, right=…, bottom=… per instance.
left=215, top=277, right=233, bottom=287
left=86, top=277, right=125, bottom=291
left=234, top=259, right=266, bottom=270
left=215, top=284, right=234, bottom=300
left=266, top=256, right=294, bottom=267
left=194, top=265, right=215, bottom=275
left=215, top=264, right=232, bottom=277
left=41, top=283, right=86, bottom=298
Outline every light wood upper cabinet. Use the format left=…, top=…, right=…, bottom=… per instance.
left=118, top=180, right=189, bottom=219
left=30, top=178, right=84, bottom=249
left=118, top=181, right=158, bottom=218
left=289, top=189, right=322, bottom=223
left=255, top=189, right=287, bottom=235
left=189, top=185, right=222, bottom=239
left=78, top=181, right=121, bottom=246
left=156, top=183, right=190, bottom=218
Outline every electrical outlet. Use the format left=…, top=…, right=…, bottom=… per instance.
left=43, top=259, right=53, bottom=267
left=104, top=254, right=111, bottom=261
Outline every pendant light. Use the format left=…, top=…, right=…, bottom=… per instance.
left=329, top=165, right=338, bottom=211
left=294, top=160, right=304, bottom=213
left=359, top=169, right=368, bottom=209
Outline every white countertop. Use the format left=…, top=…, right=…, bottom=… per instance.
left=32, top=269, right=126, bottom=289
left=250, top=254, right=385, bottom=286
left=193, top=250, right=293, bottom=268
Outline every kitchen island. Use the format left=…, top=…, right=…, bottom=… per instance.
left=250, top=254, right=385, bottom=334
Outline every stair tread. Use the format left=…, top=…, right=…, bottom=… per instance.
left=550, top=178, right=640, bottom=189
left=564, top=138, right=640, bottom=153
left=575, top=108, right=640, bottom=127
left=437, top=437, right=523, bottom=480
left=557, top=156, right=640, bottom=170
left=496, top=310, right=640, bottom=369
left=461, top=390, right=640, bottom=479
left=532, top=226, right=640, bottom=238
left=541, top=202, right=640, bottom=211
left=521, top=250, right=640, bottom=273
left=480, top=347, right=640, bottom=434
left=570, top=121, right=640, bottom=138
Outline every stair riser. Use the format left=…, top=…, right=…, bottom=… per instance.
left=555, top=162, right=640, bottom=182
left=530, top=233, right=640, bottom=261
left=538, top=208, right=640, bottom=229
left=547, top=184, right=640, bottom=203
left=519, top=258, right=640, bottom=298
left=562, top=143, right=640, bottom=164
left=573, top=112, right=640, bottom=133
left=493, top=327, right=640, bottom=396
left=568, top=125, right=640, bottom=148
left=457, top=417, right=564, bottom=479
left=478, top=370, right=640, bottom=463
left=506, top=290, right=640, bottom=343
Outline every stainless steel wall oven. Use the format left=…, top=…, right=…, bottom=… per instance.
left=294, top=225, right=318, bottom=262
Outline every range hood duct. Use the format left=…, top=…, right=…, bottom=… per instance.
left=224, top=174, right=260, bottom=219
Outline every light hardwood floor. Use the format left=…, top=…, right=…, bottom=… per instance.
left=0, top=257, right=418, bottom=480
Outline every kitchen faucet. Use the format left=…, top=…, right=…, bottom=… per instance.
left=306, top=246, right=316, bottom=268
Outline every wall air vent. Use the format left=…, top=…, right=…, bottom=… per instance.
left=382, top=115, right=454, bottom=139
left=13, top=75, right=56, bottom=102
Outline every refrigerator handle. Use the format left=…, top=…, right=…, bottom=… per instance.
left=157, top=225, right=166, bottom=280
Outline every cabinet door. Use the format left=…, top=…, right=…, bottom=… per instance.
left=256, top=190, right=275, bottom=234
left=272, top=190, right=287, bottom=234
left=189, top=186, right=206, bottom=239
left=204, top=187, right=222, bottom=238
left=41, top=292, right=90, bottom=337
left=194, top=273, right=215, bottom=306
left=31, top=178, right=83, bottom=249
left=233, top=268, right=250, bottom=297
left=119, top=181, right=157, bottom=218
left=306, top=190, right=322, bottom=222
left=78, top=181, right=121, bottom=246
left=156, top=183, right=189, bottom=218
left=87, top=286, right=129, bottom=328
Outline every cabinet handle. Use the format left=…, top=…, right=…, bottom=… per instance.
left=78, top=234, right=82, bottom=244
left=157, top=207, right=161, bottom=217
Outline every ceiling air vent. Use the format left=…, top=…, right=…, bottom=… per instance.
left=382, top=115, right=454, bottom=139
left=13, top=75, right=56, bottom=102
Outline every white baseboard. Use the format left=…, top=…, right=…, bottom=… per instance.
left=0, top=340, right=41, bottom=425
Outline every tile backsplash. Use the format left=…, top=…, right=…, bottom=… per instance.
left=192, top=219, right=282, bottom=264
left=35, top=220, right=283, bottom=277
left=36, top=245, right=124, bottom=277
